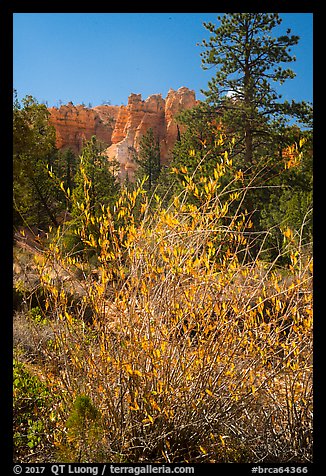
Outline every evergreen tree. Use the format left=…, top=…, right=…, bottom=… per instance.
left=166, top=103, right=218, bottom=205
left=72, top=136, right=120, bottom=218
left=64, top=137, right=120, bottom=258
left=259, top=127, right=313, bottom=261
left=199, top=14, right=313, bottom=257
left=13, top=93, right=58, bottom=228
left=200, top=13, right=312, bottom=167
left=134, top=128, right=161, bottom=192
left=170, top=102, right=232, bottom=186
left=49, top=147, right=78, bottom=211
left=61, top=148, right=77, bottom=195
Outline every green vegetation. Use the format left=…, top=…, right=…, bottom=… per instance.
left=58, top=395, right=105, bottom=462
left=199, top=13, right=312, bottom=258
left=13, top=13, right=312, bottom=463
left=13, top=360, right=59, bottom=462
left=200, top=13, right=312, bottom=161
left=13, top=92, right=58, bottom=227
left=134, top=127, right=161, bottom=192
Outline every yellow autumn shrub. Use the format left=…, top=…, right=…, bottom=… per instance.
left=34, top=155, right=312, bottom=463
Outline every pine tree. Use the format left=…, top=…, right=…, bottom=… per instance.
left=171, top=102, right=225, bottom=175
left=72, top=136, right=120, bottom=218
left=13, top=93, right=58, bottom=228
left=200, top=13, right=312, bottom=167
left=62, top=148, right=77, bottom=195
left=65, top=137, right=120, bottom=258
left=134, top=128, right=161, bottom=192
left=199, top=14, right=313, bottom=257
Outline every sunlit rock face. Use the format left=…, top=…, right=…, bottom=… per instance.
left=49, top=87, right=197, bottom=179
left=48, top=102, right=120, bottom=153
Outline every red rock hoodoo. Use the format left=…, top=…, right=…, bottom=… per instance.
left=48, top=87, right=197, bottom=179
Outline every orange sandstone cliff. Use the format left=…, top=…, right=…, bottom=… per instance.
left=48, top=87, right=197, bottom=179
left=48, top=102, right=120, bottom=152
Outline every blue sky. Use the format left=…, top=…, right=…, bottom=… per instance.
left=13, top=13, right=313, bottom=107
